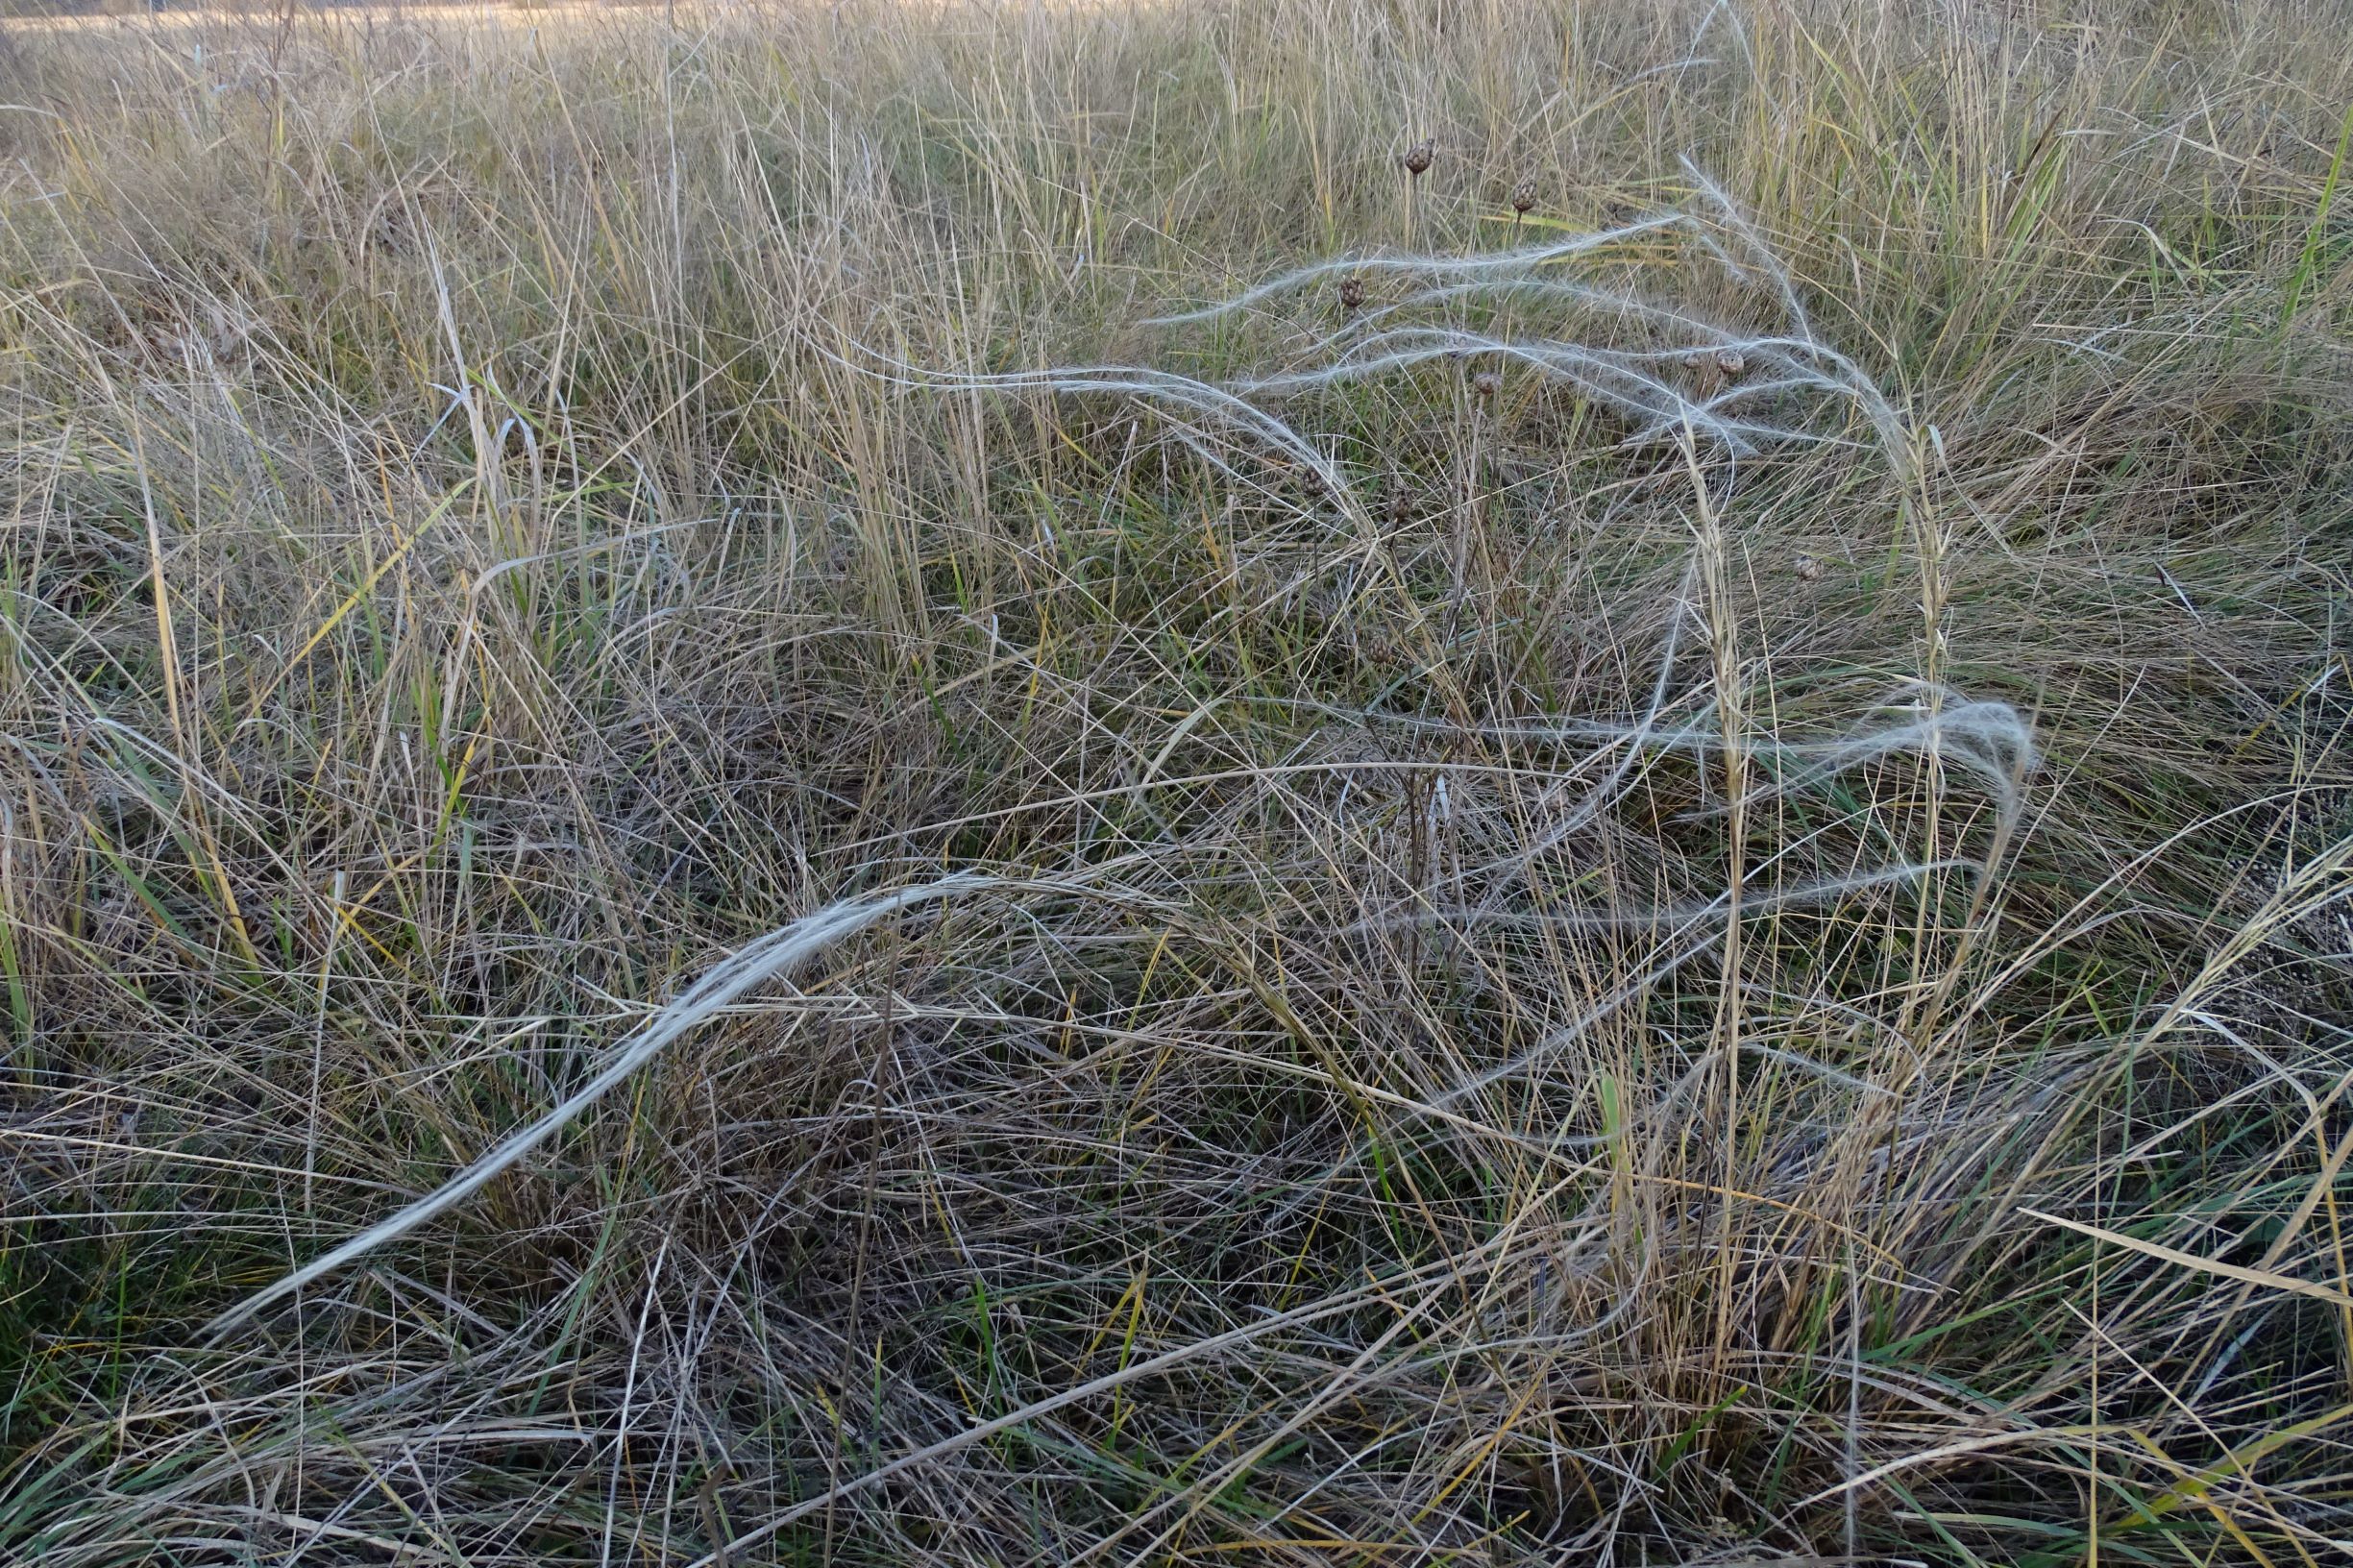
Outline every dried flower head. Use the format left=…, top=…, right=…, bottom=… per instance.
left=1684, top=349, right=1725, bottom=400
left=1793, top=554, right=1824, bottom=582
left=1386, top=487, right=1411, bottom=524
left=1338, top=276, right=1366, bottom=310
left=1714, top=348, right=1748, bottom=379
left=1510, top=180, right=1538, bottom=214
left=1471, top=370, right=1501, bottom=399
left=1404, top=139, right=1434, bottom=177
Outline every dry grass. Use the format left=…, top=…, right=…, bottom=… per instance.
left=1, top=0, right=2350, bottom=1562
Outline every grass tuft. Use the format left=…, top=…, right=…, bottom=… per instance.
left=0, top=0, right=2349, bottom=1562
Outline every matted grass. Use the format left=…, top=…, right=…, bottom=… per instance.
left=0, top=0, right=2349, bottom=1561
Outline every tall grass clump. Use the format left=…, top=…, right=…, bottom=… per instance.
left=1, top=0, right=2349, bottom=1562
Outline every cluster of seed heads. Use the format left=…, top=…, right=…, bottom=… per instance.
left=1680, top=346, right=1750, bottom=400
left=1404, top=139, right=1434, bottom=177
left=1511, top=180, right=1538, bottom=215
left=1471, top=369, right=1502, bottom=399
left=905, top=154, right=1913, bottom=490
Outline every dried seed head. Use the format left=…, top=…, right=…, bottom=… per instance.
left=1386, top=487, right=1411, bottom=524
left=1471, top=370, right=1501, bottom=399
left=1404, top=139, right=1434, bottom=177
left=1714, top=348, right=1748, bottom=379
left=1684, top=349, right=1724, bottom=399
left=1338, top=276, right=1366, bottom=310
left=1793, top=554, right=1824, bottom=582
left=1510, top=179, right=1538, bottom=214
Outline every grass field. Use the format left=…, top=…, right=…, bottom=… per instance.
left=0, top=0, right=2349, bottom=1561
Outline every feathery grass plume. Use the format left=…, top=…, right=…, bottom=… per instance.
left=1230, top=327, right=1838, bottom=454
left=1140, top=217, right=1684, bottom=326
left=1144, top=181, right=1903, bottom=462
left=207, top=874, right=1006, bottom=1335
left=815, top=339, right=1370, bottom=521
left=1312, top=275, right=1897, bottom=422
left=5, top=5, right=2350, bottom=1565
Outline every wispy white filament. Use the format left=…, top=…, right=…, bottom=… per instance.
left=208, top=873, right=1000, bottom=1336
